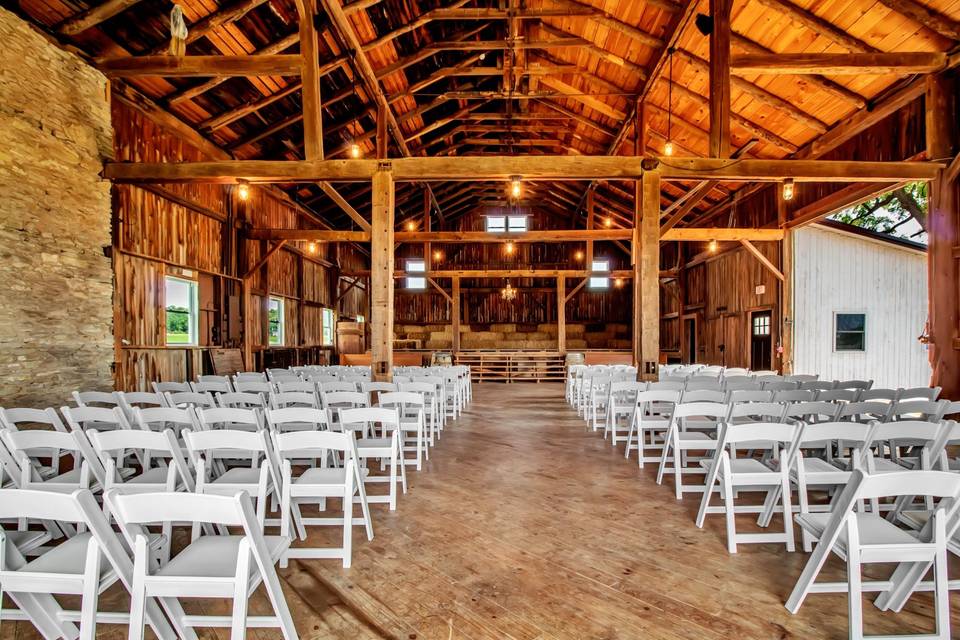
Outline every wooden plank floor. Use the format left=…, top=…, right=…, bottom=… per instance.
left=6, top=383, right=959, bottom=639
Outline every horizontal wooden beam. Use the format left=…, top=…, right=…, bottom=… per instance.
left=429, top=7, right=596, bottom=18
left=247, top=229, right=371, bottom=241
left=662, top=228, right=785, bottom=241
left=731, top=52, right=947, bottom=75
left=398, top=229, right=634, bottom=243
left=102, top=157, right=944, bottom=183
left=99, top=55, right=303, bottom=77
left=347, top=269, right=642, bottom=278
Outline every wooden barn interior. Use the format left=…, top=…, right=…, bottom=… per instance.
left=2, top=0, right=960, bottom=636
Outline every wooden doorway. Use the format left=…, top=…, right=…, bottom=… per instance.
left=750, top=310, right=773, bottom=371
left=683, top=316, right=696, bottom=364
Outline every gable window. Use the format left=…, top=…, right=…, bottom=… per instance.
left=322, top=308, right=335, bottom=346
left=268, top=297, right=285, bottom=346
left=835, top=313, right=866, bottom=351
left=406, top=259, right=426, bottom=289
left=589, top=259, right=609, bottom=289
left=165, top=276, right=199, bottom=345
left=486, top=215, right=528, bottom=232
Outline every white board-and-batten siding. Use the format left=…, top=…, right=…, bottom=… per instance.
left=792, top=224, right=930, bottom=389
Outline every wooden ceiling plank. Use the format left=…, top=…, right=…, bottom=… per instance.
left=875, top=0, right=960, bottom=41
left=58, top=0, right=144, bottom=35
left=750, top=0, right=881, bottom=52
left=145, top=0, right=270, bottom=56
left=361, top=0, right=471, bottom=53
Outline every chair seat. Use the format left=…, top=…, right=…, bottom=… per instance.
left=295, top=468, right=348, bottom=485
left=5, top=530, right=52, bottom=553
left=357, top=438, right=393, bottom=450
left=799, top=457, right=850, bottom=477
left=678, top=432, right=716, bottom=443
left=42, top=468, right=85, bottom=486
left=872, top=458, right=910, bottom=474
left=127, top=467, right=170, bottom=485
left=20, top=533, right=113, bottom=579
left=796, top=512, right=920, bottom=548
left=156, top=535, right=288, bottom=578
left=213, top=467, right=262, bottom=484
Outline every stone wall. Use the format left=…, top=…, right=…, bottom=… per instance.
left=394, top=323, right=632, bottom=351
left=0, top=8, right=114, bottom=407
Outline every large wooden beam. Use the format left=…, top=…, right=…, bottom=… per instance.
left=103, top=156, right=944, bottom=184
left=58, top=0, right=143, bottom=34
left=731, top=52, right=947, bottom=75
left=370, top=168, right=395, bottom=381
left=663, top=228, right=784, bottom=241
left=98, top=55, right=303, bottom=77
left=557, top=277, right=566, bottom=354
left=294, top=0, right=324, bottom=160
left=739, top=239, right=785, bottom=281
left=710, top=0, right=732, bottom=158
left=875, top=0, right=960, bottom=41
left=248, top=229, right=371, bottom=241
left=635, top=170, right=660, bottom=380
left=242, top=240, right=288, bottom=279
left=318, top=182, right=372, bottom=231
left=452, top=277, right=461, bottom=353
left=430, top=7, right=597, bottom=18
left=926, top=71, right=960, bottom=399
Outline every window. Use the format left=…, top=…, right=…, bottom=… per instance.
left=507, top=216, right=528, bottom=232
left=753, top=314, right=770, bottom=336
left=406, top=259, right=426, bottom=289
left=486, top=216, right=506, bottom=232
left=589, top=259, right=609, bottom=289
left=268, top=297, right=285, bottom=346
left=165, top=276, right=199, bottom=345
left=322, top=308, right=335, bottom=346
left=355, top=314, right=364, bottom=323
left=835, top=313, right=866, bottom=351
left=485, top=215, right=528, bottom=232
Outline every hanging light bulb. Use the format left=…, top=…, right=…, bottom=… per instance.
left=782, top=178, right=795, bottom=201
left=708, top=239, right=718, bottom=253
left=509, top=176, right=522, bottom=199
left=663, top=140, right=674, bottom=156
left=505, top=240, right=515, bottom=255
left=433, top=249, right=443, bottom=262
left=405, top=220, right=416, bottom=231
left=237, top=179, right=250, bottom=201
left=574, top=249, right=584, bottom=261
left=350, top=143, right=362, bottom=159
left=604, top=217, right=613, bottom=227
left=614, top=278, right=624, bottom=288
left=307, top=241, right=318, bottom=255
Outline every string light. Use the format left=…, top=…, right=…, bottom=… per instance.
left=237, top=179, right=250, bottom=201
left=509, top=175, right=522, bottom=199
left=505, top=241, right=515, bottom=256
left=708, top=239, right=718, bottom=253
left=307, top=242, right=318, bottom=254
left=350, top=143, right=362, bottom=159
left=574, top=249, right=584, bottom=261
left=782, top=178, right=795, bottom=201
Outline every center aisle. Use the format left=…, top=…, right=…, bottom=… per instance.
left=276, top=382, right=941, bottom=639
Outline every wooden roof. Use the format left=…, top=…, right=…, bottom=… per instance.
left=14, top=0, right=960, bottom=228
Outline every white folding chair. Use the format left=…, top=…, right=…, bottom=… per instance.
left=786, top=470, right=960, bottom=640
left=378, top=392, right=427, bottom=469
left=339, top=407, right=407, bottom=511
left=269, top=429, right=372, bottom=567
left=216, top=391, right=268, bottom=410
left=71, top=391, right=120, bottom=409
left=0, top=489, right=177, bottom=640
left=107, top=490, right=298, bottom=640
left=191, top=380, right=232, bottom=395
left=197, top=406, right=265, bottom=432
left=62, top=405, right=132, bottom=433
left=657, top=401, right=730, bottom=498
left=116, top=392, right=167, bottom=421
left=0, top=429, right=92, bottom=494
left=624, top=389, right=680, bottom=467
left=695, top=416, right=799, bottom=553
left=604, top=381, right=646, bottom=446
left=398, top=382, right=441, bottom=445
left=163, top=391, right=216, bottom=410
left=234, top=380, right=274, bottom=395
left=152, top=381, right=192, bottom=395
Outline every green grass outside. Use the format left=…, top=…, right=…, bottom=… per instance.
left=166, top=333, right=191, bottom=344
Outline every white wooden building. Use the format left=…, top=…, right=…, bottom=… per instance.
left=791, top=221, right=930, bottom=389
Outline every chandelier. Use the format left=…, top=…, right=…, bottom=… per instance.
left=500, top=282, right=517, bottom=301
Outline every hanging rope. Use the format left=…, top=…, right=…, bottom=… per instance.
left=168, top=5, right=188, bottom=56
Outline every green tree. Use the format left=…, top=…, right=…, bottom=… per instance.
left=831, top=182, right=927, bottom=238
left=166, top=305, right=189, bottom=333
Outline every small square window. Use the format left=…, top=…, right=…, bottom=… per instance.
left=165, top=276, right=199, bottom=346
left=268, top=297, right=285, bottom=346
left=486, top=216, right=506, bottom=233
left=507, top=216, right=528, bottom=232
left=589, top=259, right=609, bottom=289
left=835, top=313, right=865, bottom=351
left=753, top=315, right=770, bottom=336
left=406, top=259, right=426, bottom=289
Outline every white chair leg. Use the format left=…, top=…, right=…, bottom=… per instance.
left=230, top=540, right=251, bottom=640
left=781, top=473, right=796, bottom=553
left=78, top=539, right=101, bottom=640
left=847, top=548, right=864, bottom=640
left=342, top=470, right=354, bottom=568
left=128, top=536, right=149, bottom=640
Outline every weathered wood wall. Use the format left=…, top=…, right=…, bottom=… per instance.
left=112, top=99, right=356, bottom=388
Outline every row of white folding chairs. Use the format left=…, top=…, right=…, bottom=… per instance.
left=0, top=486, right=299, bottom=640
left=0, top=401, right=430, bottom=565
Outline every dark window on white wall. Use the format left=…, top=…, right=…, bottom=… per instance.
left=835, top=313, right=866, bottom=351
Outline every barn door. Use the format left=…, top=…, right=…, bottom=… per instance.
left=750, top=310, right=773, bottom=371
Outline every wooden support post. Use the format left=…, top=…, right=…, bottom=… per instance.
left=423, top=187, right=432, bottom=271
left=586, top=188, right=595, bottom=266
left=295, top=0, right=323, bottom=160
left=370, top=166, right=395, bottom=381
left=376, top=103, right=388, bottom=159
left=780, top=229, right=794, bottom=375
left=926, top=71, right=960, bottom=397
left=710, top=0, right=732, bottom=158
left=557, top=276, right=566, bottom=354
left=452, top=276, right=461, bottom=353
left=634, top=169, right=661, bottom=380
